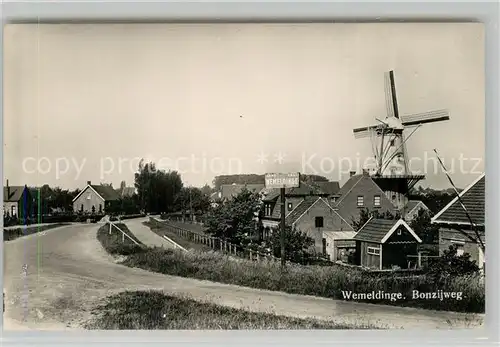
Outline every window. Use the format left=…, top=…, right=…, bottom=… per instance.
left=315, top=216, right=324, bottom=228
left=451, top=241, right=465, bottom=256
left=99, top=204, right=103, bottom=213
left=287, top=203, right=293, bottom=211
left=265, top=204, right=272, bottom=216
left=11, top=206, right=17, bottom=216
left=397, top=229, right=402, bottom=236
left=391, top=194, right=397, bottom=201
left=87, top=193, right=91, bottom=200
left=357, top=196, right=364, bottom=206
left=331, top=197, right=337, bottom=204
left=80, top=204, right=84, bottom=212
left=367, top=246, right=380, bottom=255
left=374, top=195, right=381, bottom=207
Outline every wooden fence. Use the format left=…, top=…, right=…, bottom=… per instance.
left=108, top=221, right=141, bottom=246
left=149, top=217, right=281, bottom=263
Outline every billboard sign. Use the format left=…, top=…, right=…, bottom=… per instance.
left=264, top=172, right=300, bottom=189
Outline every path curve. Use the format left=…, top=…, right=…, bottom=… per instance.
left=3, top=220, right=484, bottom=330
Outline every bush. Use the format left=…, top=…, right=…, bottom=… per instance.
left=425, top=244, right=480, bottom=277
left=120, top=247, right=484, bottom=313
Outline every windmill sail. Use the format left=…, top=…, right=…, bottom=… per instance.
left=401, top=109, right=450, bottom=127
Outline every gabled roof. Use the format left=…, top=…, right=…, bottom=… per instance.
left=72, top=184, right=121, bottom=202
left=220, top=183, right=265, bottom=200
left=334, top=174, right=365, bottom=206
left=3, top=186, right=28, bottom=202
left=404, top=200, right=428, bottom=216
left=285, top=196, right=318, bottom=224
left=314, top=181, right=341, bottom=195
left=353, top=218, right=422, bottom=244
left=323, top=230, right=357, bottom=240
left=431, top=173, right=485, bottom=226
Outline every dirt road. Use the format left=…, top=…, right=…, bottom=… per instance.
left=3, top=220, right=484, bottom=330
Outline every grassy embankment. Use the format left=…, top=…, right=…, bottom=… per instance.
left=3, top=223, right=71, bottom=241
left=94, top=223, right=378, bottom=329
left=84, top=290, right=378, bottom=329
left=96, top=224, right=485, bottom=314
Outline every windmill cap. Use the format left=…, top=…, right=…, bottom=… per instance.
left=384, top=116, right=404, bottom=130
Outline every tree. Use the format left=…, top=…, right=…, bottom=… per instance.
left=134, top=159, right=183, bottom=213
left=204, top=188, right=262, bottom=244
left=173, top=187, right=211, bottom=214
left=425, top=244, right=480, bottom=277
left=409, top=208, right=439, bottom=244
left=267, top=225, right=315, bottom=263
left=200, top=184, right=213, bottom=196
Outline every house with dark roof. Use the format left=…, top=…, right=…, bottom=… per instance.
left=334, top=171, right=399, bottom=225
left=431, top=173, right=485, bottom=269
left=353, top=218, right=422, bottom=270
left=404, top=200, right=430, bottom=221
left=72, top=181, right=120, bottom=214
left=218, top=183, right=265, bottom=201
left=261, top=184, right=354, bottom=253
left=3, top=180, right=32, bottom=217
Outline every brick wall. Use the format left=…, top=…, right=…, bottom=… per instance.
left=73, top=187, right=106, bottom=213
left=439, top=227, right=485, bottom=267
left=337, top=176, right=396, bottom=226
left=294, top=199, right=353, bottom=253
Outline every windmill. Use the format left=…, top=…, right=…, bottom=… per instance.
left=352, top=70, right=450, bottom=210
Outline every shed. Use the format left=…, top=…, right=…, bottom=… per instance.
left=323, top=230, right=356, bottom=262
left=353, top=218, right=422, bottom=270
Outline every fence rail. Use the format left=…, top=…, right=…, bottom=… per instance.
left=149, top=217, right=281, bottom=263
left=108, top=221, right=141, bottom=246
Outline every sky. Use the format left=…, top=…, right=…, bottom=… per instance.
left=3, top=23, right=484, bottom=190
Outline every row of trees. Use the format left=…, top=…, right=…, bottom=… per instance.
left=203, top=188, right=317, bottom=263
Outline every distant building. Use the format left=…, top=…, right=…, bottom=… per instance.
left=403, top=200, right=430, bottom=221
left=334, top=171, right=398, bottom=225
left=3, top=180, right=31, bottom=218
left=260, top=182, right=353, bottom=254
left=431, top=173, right=485, bottom=269
left=218, top=183, right=265, bottom=201
left=72, top=181, right=120, bottom=214
left=353, top=218, right=422, bottom=270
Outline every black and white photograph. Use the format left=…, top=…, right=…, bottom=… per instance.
left=3, top=23, right=485, bottom=330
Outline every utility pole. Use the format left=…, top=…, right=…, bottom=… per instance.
left=189, top=186, right=193, bottom=223
left=280, top=187, right=286, bottom=268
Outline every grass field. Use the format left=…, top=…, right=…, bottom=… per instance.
left=97, top=224, right=485, bottom=313
left=84, top=290, right=380, bottom=329
left=3, top=223, right=71, bottom=241
left=144, top=221, right=212, bottom=252
left=96, top=223, right=146, bottom=255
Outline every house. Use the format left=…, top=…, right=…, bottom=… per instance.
left=353, top=218, right=422, bottom=270
left=72, top=181, right=120, bottom=214
left=3, top=180, right=31, bottom=218
left=334, top=171, right=399, bottom=225
left=431, top=173, right=485, bottom=269
left=261, top=183, right=354, bottom=253
left=218, top=183, right=265, bottom=201
left=404, top=200, right=430, bottom=221
left=323, top=230, right=357, bottom=263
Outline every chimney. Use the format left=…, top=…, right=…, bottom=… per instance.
left=349, top=171, right=356, bottom=177
left=87, top=181, right=91, bottom=185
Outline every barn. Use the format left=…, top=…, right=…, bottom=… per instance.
left=353, top=218, right=422, bottom=270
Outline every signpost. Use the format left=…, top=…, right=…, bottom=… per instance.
left=264, top=173, right=300, bottom=268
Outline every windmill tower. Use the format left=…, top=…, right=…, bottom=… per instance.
left=353, top=70, right=450, bottom=211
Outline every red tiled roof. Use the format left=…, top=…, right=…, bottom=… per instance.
left=432, top=174, right=485, bottom=226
